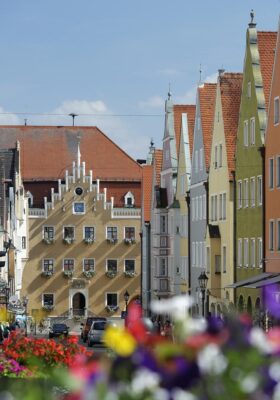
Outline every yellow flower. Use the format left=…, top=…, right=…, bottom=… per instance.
left=104, top=325, right=137, bottom=357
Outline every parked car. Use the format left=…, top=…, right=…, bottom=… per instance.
left=80, top=316, right=107, bottom=342
left=49, top=323, right=69, bottom=338
left=87, top=320, right=107, bottom=347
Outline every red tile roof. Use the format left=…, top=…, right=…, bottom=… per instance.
left=154, top=149, right=163, bottom=186
left=0, top=126, right=142, bottom=181
left=173, top=105, right=196, bottom=157
left=220, top=72, right=243, bottom=179
left=198, top=83, right=217, bottom=169
left=142, top=165, right=153, bottom=222
left=257, top=31, right=277, bottom=111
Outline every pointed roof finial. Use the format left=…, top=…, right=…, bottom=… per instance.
left=69, top=113, right=78, bottom=126
left=250, top=9, right=254, bottom=24
left=199, top=63, right=202, bottom=84
left=150, top=138, right=154, bottom=148
left=168, top=83, right=172, bottom=100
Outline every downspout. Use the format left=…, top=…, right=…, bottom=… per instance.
left=231, top=170, right=237, bottom=305
left=185, top=191, right=191, bottom=295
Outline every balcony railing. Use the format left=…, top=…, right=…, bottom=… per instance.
left=29, top=208, right=45, bottom=218
left=111, top=208, right=141, bottom=219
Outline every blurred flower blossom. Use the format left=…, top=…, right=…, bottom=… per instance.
left=197, top=344, right=228, bottom=375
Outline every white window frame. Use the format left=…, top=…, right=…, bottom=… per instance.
left=43, top=226, right=55, bottom=241
left=192, top=242, right=195, bottom=266
left=238, top=181, right=242, bottom=209
left=106, top=259, right=118, bottom=273
left=84, top=226, right=95, bottom=241
left=277, top=156, right=280, bottom=188
left=206, top=247, right=210, bottom=273
left=219, top=143, right=222, bottom=167
left=250, top=117, right=255, bottom=145
left=195, top=150, right=198, bottom=173
left=106, top=226, right=118, bottom=241
left=257, top=176, right=262, bottom=206
left=257, top=238, right=263, bottom=268
left=219, top=193, right=223, bottom=221
left=214, top=145, right=218, bottom=169
left=124, top=191, right=135, bottom=207
left=244, top=179, right=248, bottom=208
left=269, top=158, right=274, bottom=189
left=238, top=239, right=242, bottom=267
left=250, top=177, right=255, bottom=207
left=244, top=120, right=248, bottom=147
left=63, top=226, right=75, bottom=241
left=274, top=96, right=279, bottom=125
left=244, top=238, right=249, bottom=267
left=42, top=293, right=54, bottom=307
left=106, top=292, right=118, bottom=308
left=73, top=201, right=86, bottom=215
left=124, top=226, right=136, bottom=241
left=250, top=238, right=255, bottom=268
left=200, top=148, right=203, bottom=171
left=222, top=246, right=226, bottom=273
left=42, top=259, right=54, bottom=274
left=124, top=259, right=136, bottom=273
left=83, top=258, right=95, bottom=272
left=63, top=258, right=75, bottom=272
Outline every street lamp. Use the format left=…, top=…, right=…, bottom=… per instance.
left=124, top=290, right=130, bottom=313
left=22, top=296, right=29, bottom=337
left=198, top=271, right=208, bottom=317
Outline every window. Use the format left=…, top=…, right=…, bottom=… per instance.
left=269, top=158, right=274, bottom=189
left=238, top=181, right=242, bottom=209
left=269, top=220, right=275, bottom=251
left=106, top=293, right=118, bottom=307
left=244, top=238, right=249, bottom=267
left=160, top=216, right=167, bottom=233
left=22, top=236, right=26, bottom=250
left=124, top=191, right=135, bottom=207
left=250, top=239, right=255, bottom=267
left=244, top=120, right=248, bottom=147
left=84, top=226, right=95, bottom=240
left=247, top=82, right=251, bottom=98
left=107, top=259, right=117, bottom=273
left=192, top=242, right=195, bottom=266
left=203, top=194, right=206, bottom=220
left=106, top=226, right=117, bottom=241
left=277, top=156, right=280, bottom=188
left=211, top=195, right=218, bottom=221
left=219, top=144, right=222, bottom=167
left=75, top=187, right=83, bottom=196
left=222, top=246, right=226, bottom=273
left=83, top=259, right=95, bottom=272
left=43, top=226, right=54, bottom=241
left=42, top=259, right=54, bottom=274
left=63, top=226, right=75, bottom=241
left=250, top=118, right=255, bottom=145
left=199, top=196, right=202, bottom=220
left=196, top=242, right=199, bottom=267
left=159, top=258, right=167, bottom=276
left=215, top=255, right=221, bottom=273
left=238, top=239, right=242, bottom=267
left=195, top=150, right=198, bottom=172
left=219, top=194, right=223, bottom=220
left=200, top=148, right=203, bottom=170
left=42, top=293, right=54, bottom=307
left=278, top=221, right=280, bottom=251
left=250, top=177, right=255, bottom=207
left=125, top=227, right=135, bottom=240
left=257, top=176, right=262, bottom=205
left=222, top=193, right=226, bottom=220
left=274, top=97, right=279, bottom=125
left=125, top=259, right=135, bottom=273
left=206, top=247, right=210, bottom=273
left=214, top=145, right=218, bottom=168
left=257, top=238, right=263, bottom=268
left=244, top=179, right=249, bottom=208
left=63, top=259, right=74, bottom=272
left=73, top=201, right=85, bottom=214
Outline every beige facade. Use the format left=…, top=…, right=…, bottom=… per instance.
left=22, top=153, right=141, bottom=319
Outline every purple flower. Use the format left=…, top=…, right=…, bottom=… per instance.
left=263, top=284, right=280, bottom=319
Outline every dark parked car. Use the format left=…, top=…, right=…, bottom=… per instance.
left=80, top=316, right=107, bottom=342
left=49, top=323, right=69, bottom=338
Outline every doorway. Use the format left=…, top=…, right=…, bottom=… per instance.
left=72, top=292, right=86, bottom=316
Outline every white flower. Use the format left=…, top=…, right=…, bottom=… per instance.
left=197, top=344, right=228, bottom=375
left=270, top=362, right=280, bottom=382
left=240, top=374, right=259, bottom=393
left=172, top=388, right=198, bottom=400
left=150, top=295, right=193, bottom=320
left=249, top=327, right=274, bottom=354
left=131, top=368, right=160, bottom=394
left=274, top=382, right=280, bottom=400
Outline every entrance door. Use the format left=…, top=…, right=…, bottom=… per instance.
left=72, top=292, right=86, bottom=316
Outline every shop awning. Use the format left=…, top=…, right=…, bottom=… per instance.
left=225, top=273, right=276, bottom=289
left=245, top=274, right=280, bottom=289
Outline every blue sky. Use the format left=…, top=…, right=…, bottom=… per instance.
left=0, top=1, right=279, bottom=159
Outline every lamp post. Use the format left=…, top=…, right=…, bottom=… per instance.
left=124, top=290, right=130, bottom=314
left=22, top=296, right=29, bottom=337
left=198, top=271, right=208, bottom=317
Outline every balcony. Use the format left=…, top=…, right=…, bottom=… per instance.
left=154, top=278, right=170, bottom=296
left=111, top=207, right=141, bottom=219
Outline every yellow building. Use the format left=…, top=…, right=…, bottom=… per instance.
left=206, top=71, right=242, bottom=316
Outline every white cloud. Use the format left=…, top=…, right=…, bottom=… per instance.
left=0, top=107, right=21, bottom=125
left=138, top=95, right=165, bottom=109
left=204, top=72, right=218, bottom=83
left=174, top=71, right=218, bottom=104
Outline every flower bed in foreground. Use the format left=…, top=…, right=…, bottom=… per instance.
left=2, top=295, right=280, bottom=399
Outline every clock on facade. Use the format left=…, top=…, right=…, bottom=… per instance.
left=73, top=202, right=85, bottom=214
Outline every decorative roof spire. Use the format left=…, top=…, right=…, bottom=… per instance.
left=168, top=83, right=172, bottom=100
left=249, top=9, right=256, bottom=28
left=199, top=63, right=202, bottom=84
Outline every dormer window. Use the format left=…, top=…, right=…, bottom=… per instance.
left=26, top=191, right=34, bottom=208
left=124, top=191, right=135, bottom=208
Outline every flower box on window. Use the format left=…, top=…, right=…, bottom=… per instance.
left=43, top=237, right=54, bottom=245
left=106, top=305, right=119, bottom=313
left=63, top=270, right=74, bottom=278
left=42, top=304, right=54, bottom=311
left=124, top=271, right=136, bottom=278
left=42, top=270, right=54, bottom=278
left=106, top=270, right=117, bottom=278
left=83, top=270, right=95, bottom=279
left=64, top=237, right=74, bottom=245
left=84, top=237, right=95, bottom=245
left=107, top=238, right=118, bottom=244
left=124, top=238, right=136, bottom=245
